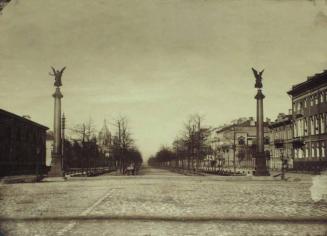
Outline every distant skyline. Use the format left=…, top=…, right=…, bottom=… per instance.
left=1, top=0, right=327, bottom=159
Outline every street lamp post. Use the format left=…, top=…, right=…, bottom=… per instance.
left=233, top=124, right=237, bottom=175
left=280, top=150, right=285, bottom=180
left=274, top=139, right=286, bottom=180
left=61, top=113, right=66, bottom=173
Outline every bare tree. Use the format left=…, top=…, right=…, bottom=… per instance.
left=176, top=114, right=211, bottom=171
left=69, top=118, right=97, bottom=172
left=111, top=116, right=134, bottom=174
left=70, top=118, right=96, bottom=143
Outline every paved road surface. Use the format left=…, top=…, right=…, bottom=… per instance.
left=0, top=167, right=326, bottom=236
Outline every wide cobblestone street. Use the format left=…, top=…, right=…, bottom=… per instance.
left=0, top=167, right=327, bottom=236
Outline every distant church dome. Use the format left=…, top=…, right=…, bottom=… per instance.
left=98, top=120, right=111, bottom=149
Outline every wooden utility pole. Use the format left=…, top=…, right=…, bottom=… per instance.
left=233, top=124, right=236, bottom=174
left=118, top=120, right=122, bottom=173
left=197, top=119, right=201, bottom=171
left=61, top=113, right=66, bottom=172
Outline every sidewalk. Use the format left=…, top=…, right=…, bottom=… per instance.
left=0, top=175, right=40, bottom=184
left=162, top=167, right=319, bottom=182
left=0, top=169, right=319, bottom=185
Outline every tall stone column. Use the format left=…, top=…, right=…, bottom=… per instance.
left=48, top=87, right=64, bottom=177
left=256, top=90, right=264, bottom=153
left=252, top=68, right=270, bottom=176
left=47, top=67, right=66, bottom=177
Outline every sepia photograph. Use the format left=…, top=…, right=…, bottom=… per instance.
left=0, top=0, right=327, bottom=235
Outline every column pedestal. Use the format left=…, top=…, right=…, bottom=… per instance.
left=254, top=152, right=270, bottom=176
left=47, top=153, right=64, bottom=177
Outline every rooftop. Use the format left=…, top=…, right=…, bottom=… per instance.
left=0, top=108, right=48, bottom=130
left=215, top=117, right=264, bottom=133
left=287, top=70, right=327, bottom=97
left=269, top=113, right=292, bottom=128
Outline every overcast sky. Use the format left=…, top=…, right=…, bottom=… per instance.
left=1, top=0, right=327, bottom=159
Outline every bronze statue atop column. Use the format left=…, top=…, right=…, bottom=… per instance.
left=49, top=67, right=65, bottom=87
left=252, top=68, right=264, bottom=89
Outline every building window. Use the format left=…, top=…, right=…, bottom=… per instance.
left=304, top=98, right=307, bottom=108
left=310, top=96, right=314, bottom=106
left=289, top=127, right=292, bottom=139
left=305, top=146, right=309, bottom=158
left=316, top=143, right=320, bottom=158
left=310, top=117, right=314, bottom=135
left=304, top=119, right=308, bottom=136
left=238, top=136, right=245, bottom=145
left=320, top=93, right=324, bottom=104
left=322, top=142, right=326, bottom=158
left=315, top=95, right=319, bottom=105
left=297, top=120, right=300, bottom=137
left=298, top=102, right=302, bottom=112
left=311, top=144, right=315, bottom=158
left=315, top=116, right=319, bottom=134
left=321, top=114, right=325, bottom=133
left=299, top=149, right=304, bottom=158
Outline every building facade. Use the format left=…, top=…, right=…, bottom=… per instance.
left=211, top=117, right=270, bottom=172
left=0, top=109, right=48, bottom=176
left=287, top=70, right=327, bottom=171
left=268, top=113, right=293, bottom=170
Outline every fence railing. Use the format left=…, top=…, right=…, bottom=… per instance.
left=64, top=166, right=116, bottom=177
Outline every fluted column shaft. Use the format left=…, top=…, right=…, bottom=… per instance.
left=53, top=87, right=63, bottom=155
left=254, top=89, right=269, bottom=176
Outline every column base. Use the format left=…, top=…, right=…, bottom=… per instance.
left=47, top=153, right=65, bottom=177
left=254, top=152, right=270, bottom=176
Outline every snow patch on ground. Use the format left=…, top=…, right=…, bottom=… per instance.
left=310, top=171, right=327, bottom=202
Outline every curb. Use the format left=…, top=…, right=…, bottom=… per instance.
left=0, top=175, right=40, bottom=184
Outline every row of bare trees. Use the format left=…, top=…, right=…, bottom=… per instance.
left=110, top=117, right=142, bottom=174
left=63, top=119, right=103, bottom=171
left=63, top=117, right=143, bottom=174
left=148, top=114, right=212, bottom=171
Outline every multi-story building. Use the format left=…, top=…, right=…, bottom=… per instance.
left=287, top=70, right=327, bottom=171
left=268, top=113, right=293, bottom=170
left=212, top=117, right=270, bottom=172
left=0, top=109, right=48, bottom=176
